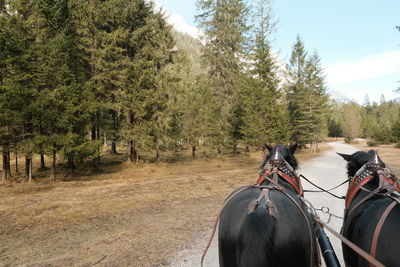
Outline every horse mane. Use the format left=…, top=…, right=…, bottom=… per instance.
left=262, top=145, right=299, bottom=170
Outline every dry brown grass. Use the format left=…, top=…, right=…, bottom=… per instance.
left=0, top=144, right=332, bottom=266
left=354, top=141, right=400, bottom=174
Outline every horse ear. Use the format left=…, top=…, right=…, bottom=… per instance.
left=289, top=143, right=298, bottom=154
left=264, top=144, right=273, bottom=152
left=337, top=152, right=352, bottom=161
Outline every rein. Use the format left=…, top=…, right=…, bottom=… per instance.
left=303, top=199, right=385, bottom=267
left=314, top=217, right=385, bottom=267
left=300, top=174, right=348, bottom=199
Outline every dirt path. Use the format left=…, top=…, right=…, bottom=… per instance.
left=173, top=142, right=357, bottom=267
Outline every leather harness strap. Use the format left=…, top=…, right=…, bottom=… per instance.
left=261, top=174, right=317, bottom=267
left=343, top=165, right=400, bottom=267
left=201, top=165, right=316, bottom=267
left=346, top=188, right=377, bottom=217
left=346, top=169, right=400, bottom=215
left=346, top=168, right=400, bottom=209
left=370, top=201, right=397, bottom=267
left=247, top=187, right=277, bottom=218
left=257, top=169, right=303, bottom=196
left=315, top=218, right=385, bottom=267
left=346, top=175, right=374, bottom=208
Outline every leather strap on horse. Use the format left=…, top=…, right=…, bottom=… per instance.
left=347, top=172, right=400, bottom=217
left=247, top=187, right=277, bottom=218
left=201, top=171, right=316, bottom=267
left=262, top=175, right=317, bottom=267
left=370, top=201, right=398, bottom=267
left=315, top=218, right=385, bottom=267
left=346, top=175, right=374, bottom=208
left=343, top=170, right=400, bottom=266
left=346, top=168, right=400, bottom=210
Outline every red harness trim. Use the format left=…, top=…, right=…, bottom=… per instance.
left=346, top=174, right=400, bottom=208
left=345, top=175, right=373, bottom=208
left=257, top=170, right=303, bottom=197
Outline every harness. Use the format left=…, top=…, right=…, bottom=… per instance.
left=345, top=162, right=400, bottom=209
left=201, top=152, right=318, bottom=267
left=345, top=153, right=400, bottom=267
left=252, top=165, right=318, bottom=267
left=256, top=157, right=304, bottom=196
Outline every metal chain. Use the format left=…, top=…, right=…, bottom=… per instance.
left=315, top=206, right=343, bottom=223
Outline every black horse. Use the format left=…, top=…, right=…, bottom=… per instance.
left=218, top=144, right=319, bottom=267
left=338, top=150, right=400, bottom=267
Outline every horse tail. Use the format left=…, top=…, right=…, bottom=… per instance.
left=237, top=208, right=276, bottom=267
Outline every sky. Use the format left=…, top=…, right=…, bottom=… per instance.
left=154, top=0, right=400, bottom=103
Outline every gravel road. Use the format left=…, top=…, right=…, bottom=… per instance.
left=169, top=142, right=357, bottom=267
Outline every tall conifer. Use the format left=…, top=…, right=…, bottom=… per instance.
left=196, top=0, right=249, bottom=156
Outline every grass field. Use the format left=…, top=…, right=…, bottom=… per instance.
left=0, top=144, right=331, bottom=266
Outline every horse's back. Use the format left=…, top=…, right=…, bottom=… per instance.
left=218, top=187, right=315, bottom=267
left=343, top=199, right=400, bottom=267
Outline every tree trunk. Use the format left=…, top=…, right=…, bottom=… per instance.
left=135, top=148, right=139, bottom=164
left=128, top=140, right=134, bottom=162
left=25, top=157, right=32, bottom=182
left=15, top=150, right=19, bottom=173
left=51, top=151, right=56, bottom=180
left=218, top=146, right=222, bottom=158
left=91, top=124, right=100, bottom=167
left=28, top=159, right=32, bottom=183
left=40, top=154, right=46, bottom=169
left=111, top=110, right=118, bottom=154
left=233, top=140, right=238, bottom=156
left=25, top=156, right=29, bottom=178
left=111, top=141, right=117, bottom=154
left=191, top=145, right=196, bottom=157
left=91, top=112, right=101, bottom=166
left=2, top=147, right=11, bottom=183
left=155, top=142, right=160, bottom=162
left=245, top=145, right=250, bottom=153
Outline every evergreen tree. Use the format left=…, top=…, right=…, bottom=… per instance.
left=241, top=0, right=288, bottom=149
left=0, top=5, right=19, bottom=182
left=32, top=0, right=96, bottom=176
left=148, top=11, right=176, bottom=162
left=0, top=0, right=39, bottom=181
left=304, top=50, right=330, bottom=151
left=113, top=0, right=175, bottom=163
left=196, top=0, right=249, bottom=156
left=286, top=36, right=330, bottom=149
left=286, top=35, right=309, bottom=147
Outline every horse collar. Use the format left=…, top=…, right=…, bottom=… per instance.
left=258, top=162, right=303, bottom=196
left=346, top=164, right=400, bottom=209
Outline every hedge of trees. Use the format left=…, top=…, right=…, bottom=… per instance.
left=328, top=97, right=400, bottom=145
left=1, top=0, right=332, bottom=182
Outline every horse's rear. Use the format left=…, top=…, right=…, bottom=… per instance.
left=338, top=150, right=400, bottom=267
left=342, top=198, right=400, bottom=267
left=218, top=187, right=317, bottom=267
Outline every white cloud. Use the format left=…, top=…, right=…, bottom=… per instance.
left=152, top=0, right=201, bottom=39
left=325, top=50, right=400, bottom=85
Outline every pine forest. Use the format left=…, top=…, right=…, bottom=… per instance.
left=1, top=0, right=399, bottom=183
